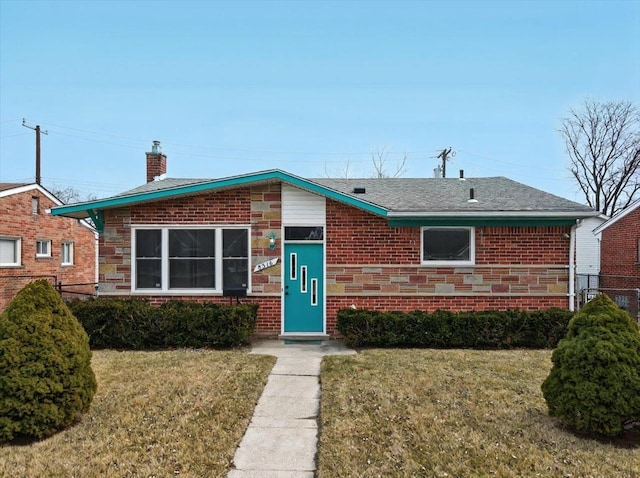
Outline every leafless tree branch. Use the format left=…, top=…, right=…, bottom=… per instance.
left=560, top=99, right=640, bottom=216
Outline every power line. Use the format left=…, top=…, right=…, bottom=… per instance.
left=17, top=118, right=443, bottom=158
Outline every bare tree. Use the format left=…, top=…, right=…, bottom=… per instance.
left=560, top=99, right=640, bottom=216
left=48, top=185, right=96, bottom=205
left=323, top=145, right=408, bottom=179
left=370, top=145, right=407, bottom=178
left=323, top=158, right=360, bottom=179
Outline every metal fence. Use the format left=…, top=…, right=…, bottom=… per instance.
left=577, top=273, right=639, bottom=321
left=0, top=275, right=97, bottom=311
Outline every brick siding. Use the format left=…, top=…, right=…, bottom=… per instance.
left=0, top=189, right=97, bottom=310
left=96, top=184, right=574, bottom=337
left=599, top=206, right=640, bottom=315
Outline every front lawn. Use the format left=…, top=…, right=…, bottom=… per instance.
left=0, top=350, right=275, bottom=477
left=318, top=349, right=639, bottom=477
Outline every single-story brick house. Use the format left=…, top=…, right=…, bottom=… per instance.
left=0, top=183, right=97, bottom=310
left=51, top=144, right=598, bottom=337
left=593, top=198, right=640, bottom=319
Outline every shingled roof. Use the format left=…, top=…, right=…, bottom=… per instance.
left=50, top=169, right=597, bottom=228
left=310, top=177, right=593, bottom=214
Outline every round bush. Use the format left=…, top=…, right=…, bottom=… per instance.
left=541, top=294, right=640, bottom=437
left=0, top=280, right=97, bottom=442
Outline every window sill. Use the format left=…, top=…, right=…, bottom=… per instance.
left=131, top=290, right=248, bottom=296
left=0, top=264, right=23, bottom=268
left=420, top=262, right=476, bottom=267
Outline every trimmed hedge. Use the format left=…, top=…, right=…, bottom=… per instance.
left=336, top=308, right=573, bottom=348
left=67, top=298, right=258, bottom=350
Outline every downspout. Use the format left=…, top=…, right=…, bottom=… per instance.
left=568, top=222, right=576, bottom=312
left=94, top=231, right=99, bottom=297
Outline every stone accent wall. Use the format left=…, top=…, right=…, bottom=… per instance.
left=94, top=184, right=578, bottom=337
left=324, top=198, right=572, bottom=322
left=97, top=185, right=284, bottom=334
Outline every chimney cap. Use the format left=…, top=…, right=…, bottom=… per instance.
left=151, top=140, right=161, bottom=154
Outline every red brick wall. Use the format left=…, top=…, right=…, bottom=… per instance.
left=599, top=206, right=640, bottom=314
left=98, top=185, right=283, bottom=335
left=600, top=206, right=640, bottom=279
left=95, top=185, right=575, bottom=337
left=0, top=188, right=97, bottom=310
left=324, top=199, right=571, bottom=330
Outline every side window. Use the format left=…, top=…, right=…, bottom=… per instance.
left=421, top=227, right=474, bottom=265
left=0, top=237, right=21, bottom=267
left=135, top=229, right=162, bottom=289
left=222, top=229, right=249, bottom=290
left=36, top=239, right=52, bottom=258
left=62, top=242, right=74, bottom=265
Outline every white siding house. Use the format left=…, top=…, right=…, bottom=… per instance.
left=575, top=214, right=607, bottom=305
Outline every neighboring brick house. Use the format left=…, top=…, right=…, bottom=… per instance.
left=594, top=198, right=640, bottom=319
left=51, top=145, right=598, bottom=337
left=0, top=183, right=97, bottom=310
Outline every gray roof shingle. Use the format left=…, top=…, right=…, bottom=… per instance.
left=309, top=177, right=594, bottom=214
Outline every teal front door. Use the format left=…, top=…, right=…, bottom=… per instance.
left=284, top=243, right=324, bottom=333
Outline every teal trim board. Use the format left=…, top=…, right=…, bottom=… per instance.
left=50, top=169, right=388, bottom=220
left=387, top=217, right=578, bottom=227
left=87, top=210, right=104, bottom=233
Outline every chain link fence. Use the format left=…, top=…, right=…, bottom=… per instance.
left=577, top=273, right=639, bottom=321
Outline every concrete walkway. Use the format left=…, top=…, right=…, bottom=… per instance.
left=227, top=339, right=356, bottom=478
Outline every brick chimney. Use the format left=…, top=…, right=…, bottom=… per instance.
left=146, top=140, right=167, bottom=182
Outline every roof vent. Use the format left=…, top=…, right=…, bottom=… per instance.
left=353, top=187, right=366, bottom=194
left=468, top=188, right=478, bottom=203
left=459, top=169, right=465, bottom=181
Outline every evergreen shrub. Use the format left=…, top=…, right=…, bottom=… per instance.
left=0, top=280, right=97, bottom=442
left=336, top=307, right=573, bottom=348
left=68, top=298, right=258, bottom=349
left=541, top=294, right=640, bottom=437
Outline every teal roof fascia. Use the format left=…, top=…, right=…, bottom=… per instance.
left=50, top=170, right=389, bottom=219
left=387, top=217, right=579, bottom=227
left=87, top=210, right=104, bottom=234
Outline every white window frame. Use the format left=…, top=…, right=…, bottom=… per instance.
left=0, top=236, right=21, bottom=267
left=421, top=226, right=475, bottom=266
left=36, top=239, right=52, bottom=258
left=32, top=196, right=39, bottom=215
left=62, top=241, right=74, bottom=266
left=131, top=225, right=251, bottom=294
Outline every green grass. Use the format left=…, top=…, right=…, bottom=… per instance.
left=318, top=349, right=639, bottom=477
left=0, top=349, right=276, bottom=478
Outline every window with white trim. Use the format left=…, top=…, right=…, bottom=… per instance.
left=36, top=239, right=51, bottom=258
left=421, top=227, right=475, bottom=265
left=132, top=227, right=249, bottom=292
left=0, top=237, right=21, bottom=267
left=62, top=242, right=74, bottom=265
left=32, top=197, right=39, bottom=215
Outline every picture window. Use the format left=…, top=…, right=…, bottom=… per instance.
left=421, top=227, right=475, bottom=265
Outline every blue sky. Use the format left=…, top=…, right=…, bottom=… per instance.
left=1, top=0, right=639, bottom=202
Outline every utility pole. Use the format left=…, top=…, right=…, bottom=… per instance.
left=22, top=119, right=48, bottom=185
left=436, top=147, right=454, bottom=178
